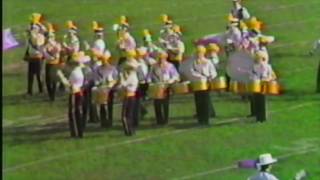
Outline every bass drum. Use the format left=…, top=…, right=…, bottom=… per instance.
left=226, top=50, right=254, bottom=83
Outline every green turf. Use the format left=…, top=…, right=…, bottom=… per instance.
left=3, top=0, right=320, bottom=179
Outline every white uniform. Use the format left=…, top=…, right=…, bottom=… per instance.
left=92, top=39, right=106, bottom=55
left=248, top=172, right=278, bottom=180
left=137, top=59, right=149, bottom=83
left=189, top=57, right=217, bottom=81
left=151, top=62, right=180, bottom=83
left=63, top=34, right=80, bottom=53
left=69, top=66, right=84, bottom=93
left=120, top=59, right=139, bottom=93
left=250, top=62, right=274, bottom=81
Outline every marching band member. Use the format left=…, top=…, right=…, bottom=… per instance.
left=58, top=52, right=85, bottom=138
left=159, top=27, right=184, bottom=71
left=150, top=51, right=180, bottom=125
left=93, top=50, right=118, bottom=128
left=248, top=51, right=276, bottom=122
left=133, top=47, right=150, bottom=126
left=159, top=14, right=174, bottom=41
left=89, top=21, right=106, bottom=61
left=62, top=20, right=80, bottom=61
left=189, top=46, right=217, bottom=125
left=119, top=50, right=139, bottom=135
left=167, top=25, right=185, bottom=71
left=43, top=23, right=61, bottom=101
left=117, top=31, right=137, bottom=66
left=77, top=51, right=94, bottom=128
left=25, top=21, right=46, bottom=96
left=230, top=0, right=250, bottom=21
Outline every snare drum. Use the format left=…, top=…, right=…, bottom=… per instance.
left=262, top=81, right=280, bottom=95
left=229, top=81, right=238, bottom=93
left=92, top=86, right=109, bottom=104
left=209, top=76, right=227, bottom=91
left=190, top=80, right=208, bottom=92
left=172, top=81, right=190, bottom=94
left=247, top=80, right=262, bottom=93
left=148, top=83, right=168, bottom=99
left=237, top=82, right=247, bottom=94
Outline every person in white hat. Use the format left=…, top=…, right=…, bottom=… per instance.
left=248, top=153, right=278, bottom=180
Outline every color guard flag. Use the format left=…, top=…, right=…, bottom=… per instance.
left=3, top=28, right=20, bottom=51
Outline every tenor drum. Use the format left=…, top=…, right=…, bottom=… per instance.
left=172, top=81, right=190, bottom=94
left=247, top=80, right=262, bottom=93
left=209, top=76, right=227, bottom=91
left=190, top=80, right=208, bottom=92
left=148, top=83, right=168, bottom=99
left=92, top=86, right=109, bottom=104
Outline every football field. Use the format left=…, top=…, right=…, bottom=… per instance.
left=3, top=0, right=320, bottom=179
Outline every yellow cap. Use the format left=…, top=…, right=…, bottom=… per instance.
left=143, top=29, right=150, bottom=36
left=196, top=45, right=206, bottom=54
left=248, top=17, right=263, bottom=33
left=47, top=23, right=55, bottom=33
left=158, top=51, right=168, bottom=59
left=173, top=25, right=181, bottom=33
left=207, top=43, right=220, bottom=52
left=161, top=14, right=169, bottom=23
left=66, top=20, right=77, bottom=30
left=137, top=47, right=147, bottom=56
left=30, top=13, right=42, bottom=24
left=92, top=21, right=104, bottom=32
left=120, top=15, right=128, bottom=25
left=71, top=52, right=83, bottom=63
left=126, top=50, right=137, bottom=58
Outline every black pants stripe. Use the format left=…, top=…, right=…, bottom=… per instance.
left=154, top=96, right=170, bottom=125
left=250, top=93, right=267, bottom=122
left=68, top=93, right=83, bottom=138
left=28, top=60, right=43, bottom=95
left=194, top=91, right=214, bottom=124
left=45, top=64, right=57, bottom=101
left=121, top=96, right=136, bottom=136
left=133, top=84, right=148, bottom=126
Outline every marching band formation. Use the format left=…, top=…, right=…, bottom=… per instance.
left=24, top=0, right=283, bottom=138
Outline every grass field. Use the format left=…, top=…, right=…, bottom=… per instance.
left=3, top=0, right=320, bottom=179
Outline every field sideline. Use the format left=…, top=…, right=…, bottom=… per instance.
left=3, top=0, right=320, bottom=179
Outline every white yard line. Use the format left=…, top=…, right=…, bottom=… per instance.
left=2, top=102, right=318, bottom=173
left=174, top=147, right=319, bottom=180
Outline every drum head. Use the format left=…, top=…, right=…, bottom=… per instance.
left=226, top=51, right=254, bottom=83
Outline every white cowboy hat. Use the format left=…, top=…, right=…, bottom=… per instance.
left=256, top=153, right=277, bottom=167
